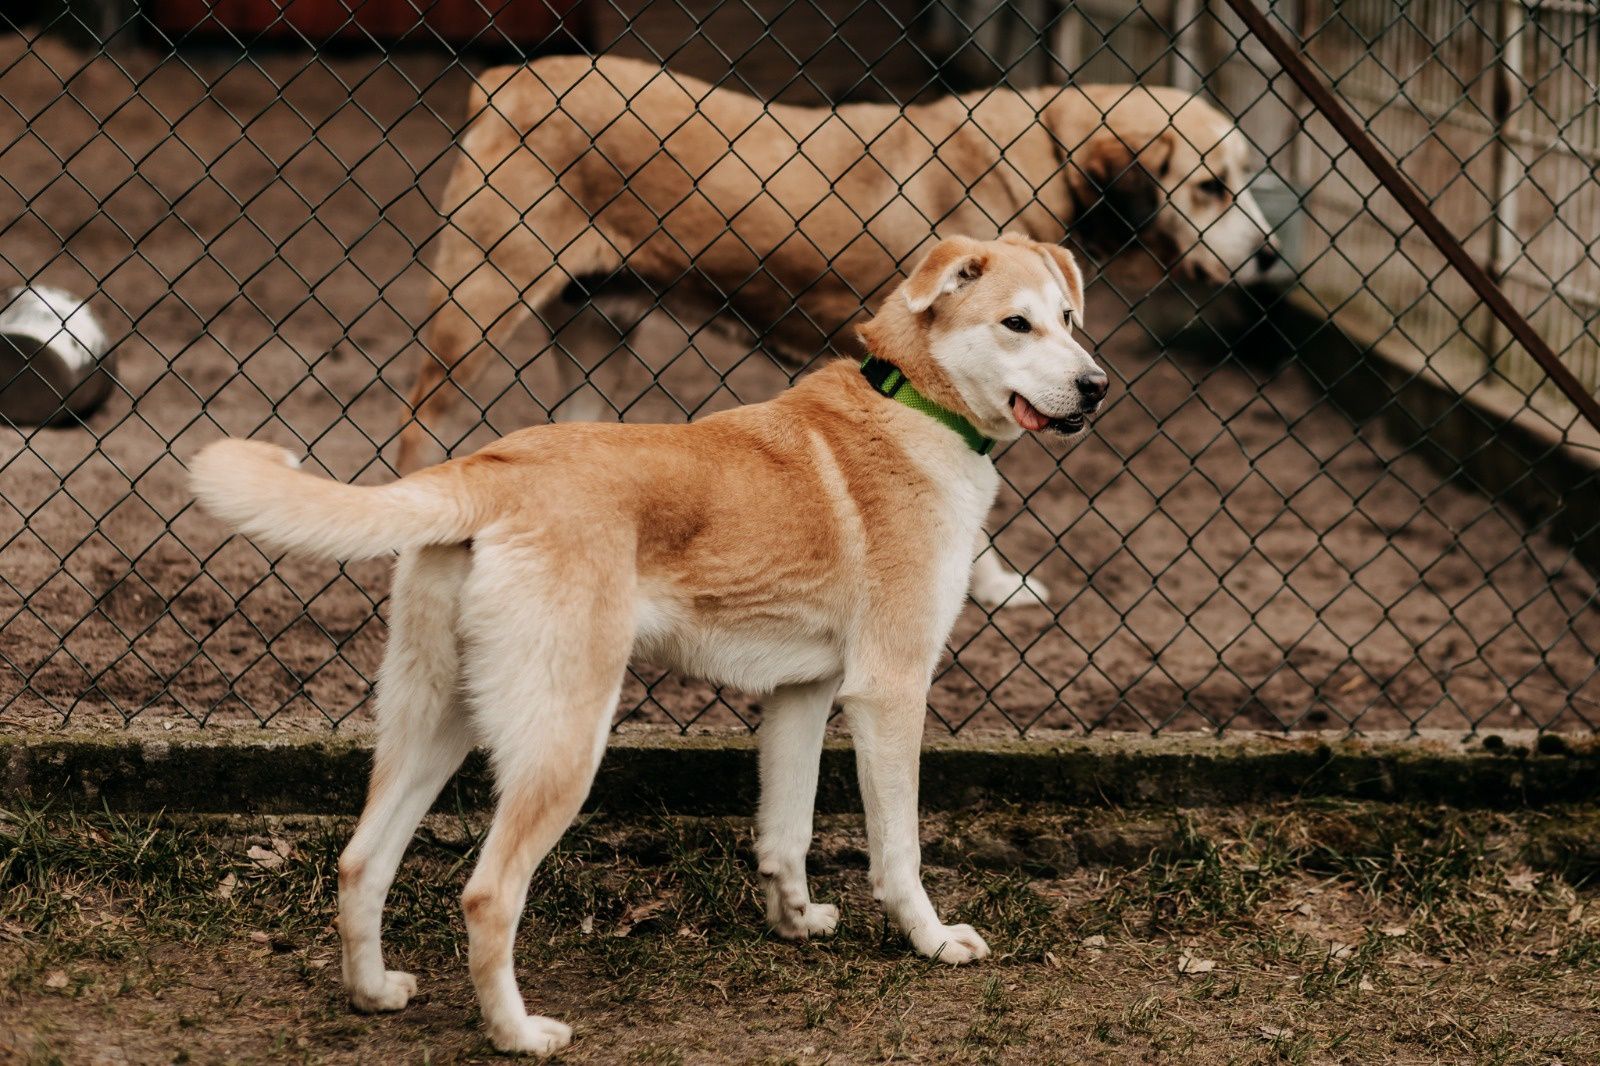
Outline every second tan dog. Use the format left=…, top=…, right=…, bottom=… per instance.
left=193, top=234, right=1106, bottom=1056
left=395, top=57, right=1275, bottom=607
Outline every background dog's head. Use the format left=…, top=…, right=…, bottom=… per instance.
left=1054, top=86, right=1279, bottom=285
left=860, top=234, right=1108, bottom=445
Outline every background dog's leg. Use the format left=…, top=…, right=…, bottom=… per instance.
left=757, top=677, right=841, bottom=940
left=969, top=531, right=1051, bottom=610
left=457, top=544, right=631, bottom=1056
left=339, top=545, right=474, bottom=1013
left=843, top=688, right=991, bottom=965
left=397, top=266, right=558, bottom=472
left=549, top=296, right=651, bottom=425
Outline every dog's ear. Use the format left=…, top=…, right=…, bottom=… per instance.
left=1076, top=128, right=1176, bottom=187
left=1138, top=128, right=1176, bottom=183
left=1035, top=242, right=1087, bottom=327
left=902, top=239, right=988, bottom=313
left=1067, top=130, right=1174, bottom=256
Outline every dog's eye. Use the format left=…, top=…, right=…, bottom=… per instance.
left=1001, top=316, right=1031, bottom=333
left=1199, top=178, right=1228, bottom=198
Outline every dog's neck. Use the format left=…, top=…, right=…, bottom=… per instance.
left=858, top=355, right=994, bottom=456
left=854, top=304, right=978, bottom=424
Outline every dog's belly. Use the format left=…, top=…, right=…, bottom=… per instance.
left=631, top=598, right=842, bottom=694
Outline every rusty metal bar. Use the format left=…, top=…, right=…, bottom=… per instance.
left=1220, top=0, right=1600, bottom=437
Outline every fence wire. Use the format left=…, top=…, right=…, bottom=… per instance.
left=2, top=0, right=1597, bottom=735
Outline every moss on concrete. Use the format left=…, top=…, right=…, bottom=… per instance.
left=2, top=729, right=1596, bottom=815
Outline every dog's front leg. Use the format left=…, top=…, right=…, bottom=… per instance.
left=843, top=686, right=991, bottom=964
left=757, top=678, right=841, bottom=940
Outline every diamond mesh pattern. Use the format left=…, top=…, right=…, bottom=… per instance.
left=1, top=0, right=1596, bottom=735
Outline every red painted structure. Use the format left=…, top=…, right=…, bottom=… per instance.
left=149, top=0, right=581, bottom=45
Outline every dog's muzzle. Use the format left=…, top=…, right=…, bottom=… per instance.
left=1047, top=414, right=1086, bottom=434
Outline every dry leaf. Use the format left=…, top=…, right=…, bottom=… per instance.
left=249, top=930, right=270, bottom=944
left=1358, top=977, right=1374, bottom=992
left=579, top=915, right=594, bottom=935
left=1567, top=903, right=1585, bottom=925
left=1326, top=942, right=1355, bottom=961
left=43, top=970, right=68, bottom=990
left=1504, top=869, right=1542, bottom=895
left=613, top=898, right=668, bottom=937
left=1379, top=925, right=1408, bottom=938
left=246, top=845, right=285, bottom=870
left=1044, top=951, right=1061, bottom=969
left=1394, top=950, right=1444, bottom=970
left=1177, top=950, right=1216, bottom=976
left=1080, top=935, right=1107, bottom=948
left=216, top=873, right=238, bottom=900
left=1257, top=1025, right=1292, bottom=1041
left=622, top=899, right=667, bottom=923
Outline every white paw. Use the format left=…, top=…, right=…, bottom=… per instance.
left=772, top=902, right=840, bottom=941
left=910, top=923, right=991, bottom=965
left=348, top=969, right=417, bottom=1013
left=489, top=1015, right=573, bottom=1057
left=971, top=567, right=1051, bottom=611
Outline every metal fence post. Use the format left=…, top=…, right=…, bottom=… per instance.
left=1484, top=0, right=1529, bottom=374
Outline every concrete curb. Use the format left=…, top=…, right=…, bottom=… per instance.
left=3, top=729, right=1596, bottom=814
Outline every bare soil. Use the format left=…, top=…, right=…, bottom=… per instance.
left=1, top=803, right=1598, bottom=1064
left=1, top=35, right=1596, bottom=736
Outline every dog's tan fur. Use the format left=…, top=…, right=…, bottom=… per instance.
left=396, top=56, right=1272, bottom=473
left=192, top=234, right=1104, bottom=1056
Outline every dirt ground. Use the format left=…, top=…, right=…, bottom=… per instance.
left=1, top=35, right=1597, bottom=736
left=2, top=802, right=1598, bottom=1064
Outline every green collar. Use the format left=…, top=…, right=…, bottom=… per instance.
left=859, top=356, right=995, bottom=456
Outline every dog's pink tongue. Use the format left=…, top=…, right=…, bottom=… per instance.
left=1012, top=394, right=1050, bottom=432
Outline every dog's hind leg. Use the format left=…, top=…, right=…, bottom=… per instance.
left=456, top=539, right=632, bottom=1056
left=548, top=292, right=653, bottom=424
left=758, top=677, right=841, bottom=940
left=397, top=260, right=570, bottom=472
left=339, top=544, right=474, bottom=1013
left=397, top=205, right=624, bottom=471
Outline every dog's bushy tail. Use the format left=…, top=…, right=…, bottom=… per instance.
left=190, top=440, right=483, bottom=561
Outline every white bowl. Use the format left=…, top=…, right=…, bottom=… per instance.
left=0, top=285, right=115, bottom=426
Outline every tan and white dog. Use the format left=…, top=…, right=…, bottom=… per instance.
left=394, top=56, right=1275, bottom=607
left=192, top=233, right=1106, bottom=1056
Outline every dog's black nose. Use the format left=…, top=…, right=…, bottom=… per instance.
left=1076, top=371, right=1109, bottom=408
left=1254, top=243, right=1281, bottom=271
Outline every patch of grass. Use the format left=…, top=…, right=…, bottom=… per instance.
left=959, top=975, right=1032, bottom=1058
left=1295, top=931, right=1384, bottom=999
left=1306, top=813, right=1489, bottom=912
left=1, top=802, right=1597, bottom=1063
left=953, top=871, right=1057, bottom=957
left=1082, top=816, right=1296, bottom=936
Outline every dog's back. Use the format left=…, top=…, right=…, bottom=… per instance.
left=449, top=58, right=1071, bottom=290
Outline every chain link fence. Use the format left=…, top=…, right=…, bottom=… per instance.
left=2, top=0, right=1597, bottom=735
